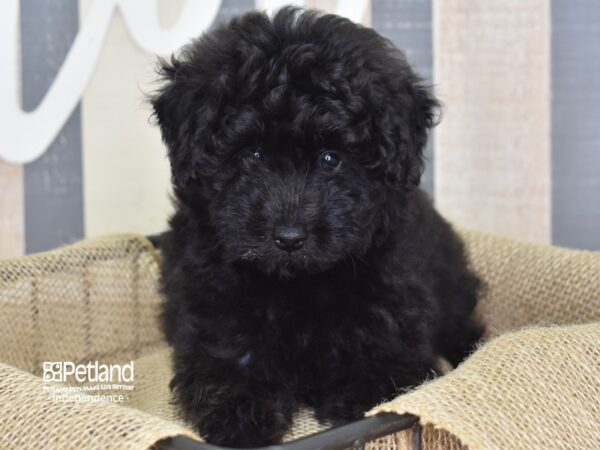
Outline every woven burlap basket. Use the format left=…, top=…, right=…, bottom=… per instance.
left=0, top=229, right=598, bottom=449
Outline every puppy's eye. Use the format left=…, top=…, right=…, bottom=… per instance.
left=320, top=151, right=341, bottom=171
left=244, top=147, right=263, bottom=162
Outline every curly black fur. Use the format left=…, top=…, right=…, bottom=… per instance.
left=151, top=7, right=483, bottom=447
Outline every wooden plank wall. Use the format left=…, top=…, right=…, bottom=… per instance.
left=3, top=1, right=599, bottom=258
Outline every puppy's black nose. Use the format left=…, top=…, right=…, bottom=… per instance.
left=272, top=226, right=307, bottom=252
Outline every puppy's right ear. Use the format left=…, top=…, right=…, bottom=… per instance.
left=151, top=56, right=206, bottom=187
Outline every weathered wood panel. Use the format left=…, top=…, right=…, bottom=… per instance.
left=0, top=161, right=24, bottom=258
left=434, top=0, right=551, bottom=244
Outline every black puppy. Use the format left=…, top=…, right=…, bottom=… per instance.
left=152, top=7, right=482, bottom=447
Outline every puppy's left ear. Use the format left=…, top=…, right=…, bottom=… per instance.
left=378, top=80, right=440, bottom=191
left=399, top=78, right=441, bottom=190
left=405, top=83, right=440, bottom=189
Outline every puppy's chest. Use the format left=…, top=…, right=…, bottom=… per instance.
left=236, top=282, right=396, bottom=367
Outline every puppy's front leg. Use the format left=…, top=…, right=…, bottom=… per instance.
left=170, top=357, right=296, bottom=446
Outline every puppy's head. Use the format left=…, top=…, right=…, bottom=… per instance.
left=152, top=7, right=439, bottom=277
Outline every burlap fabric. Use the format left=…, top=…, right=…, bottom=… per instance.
left=0, top=229, right=598, bottom=449
left=0, top=236, right=197, bottom=449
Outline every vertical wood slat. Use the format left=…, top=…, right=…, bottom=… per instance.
left=0, top=161, right=24, bottom=258
left=79, top=0, right=173, bottom=239
left=21, top=0, right=84, bottom=254
left=433, top=0, right=551, bottom=244
left=551, top=0, right=600, bottom=251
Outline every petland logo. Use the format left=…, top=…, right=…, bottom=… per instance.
left=43, top=361, right=134, bottom=383
left=42, top=361, right=135, bottom=404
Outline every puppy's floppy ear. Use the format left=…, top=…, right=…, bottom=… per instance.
left=378, top=79, right=440, bottom=191
left=405, top=83, right=440, bottom=188
left=151, top=56, right=210, bottom=187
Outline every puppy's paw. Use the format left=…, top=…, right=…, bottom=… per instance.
left=188, top=391, right=295, bottom=447
left=313, top=396, right=369, bottom=426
